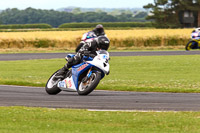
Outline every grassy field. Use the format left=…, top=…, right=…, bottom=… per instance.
left=0, top=46, right=186, bottom=54
left=0, top=29, right=192, bottom=40
left=0, top=55, right=199, bottom=93
left=0, top=106, right=200, bottom=133
left=0, top=29, right=192, bottom=50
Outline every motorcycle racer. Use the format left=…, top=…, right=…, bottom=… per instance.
left=191, top=28, right=200, bottom=39
left=190, top=28, right=200, bottom=49
left=54, top=35, right=110, bottom=80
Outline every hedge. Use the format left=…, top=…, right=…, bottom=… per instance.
left=58, top=22, right=153, bottom=28
left=0, top=24, right=52, bottom=29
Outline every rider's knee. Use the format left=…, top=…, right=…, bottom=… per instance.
left=66, top=55, right=82, bottom=68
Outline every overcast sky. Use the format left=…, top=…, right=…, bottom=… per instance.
left=0, top=0, right=154, bottom=10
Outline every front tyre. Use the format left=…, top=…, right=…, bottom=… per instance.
left=45, top=70, right=61, bottom=95
left=78, top=71, right=101, bottom=95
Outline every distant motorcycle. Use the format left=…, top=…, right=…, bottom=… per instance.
left=185, top=39, right=200, bottom=51
left=45, top=50, right=110, bottom=95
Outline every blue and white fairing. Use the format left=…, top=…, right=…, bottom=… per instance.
left=71, top=62, right=94, bottom=89
left=58, top=50, right=110, bottom=92
left=57, top=62, right=94, bottom=92
left=86, top=50, right=110, bottom=75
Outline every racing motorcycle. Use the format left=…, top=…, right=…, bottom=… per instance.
left=45, top=50, right=110, bottom=95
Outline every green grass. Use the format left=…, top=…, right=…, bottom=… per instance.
left=0, top=55, right=200, bottom=93
left=0, top=106, right=200, bottom=133
left=0, top=47, right=185, bottom=54
left=1, top=56, right=200, bottom=133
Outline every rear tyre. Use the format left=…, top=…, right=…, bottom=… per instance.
left=185, top=41, right=198, bottom=51
left=78, top=71, right=101, bottom=95
left=185, top=41, right=193, bottom=51
left=45, top=70, right=61, bottom=95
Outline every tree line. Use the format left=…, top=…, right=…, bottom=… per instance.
left=144, top=0, right=200, bottom=28
left=0, top=8, right=148, bottom=27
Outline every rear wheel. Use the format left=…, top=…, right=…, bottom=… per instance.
left=185, top=41, right=198, bottom=51
left=185, top=41, right=193, bottom=51
left=45, top=70, right=61, bottom=95
left=78, top=71, right=101, bottom=95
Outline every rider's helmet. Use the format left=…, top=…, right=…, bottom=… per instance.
left=191, top=27, right=200, bottom=38
left=93, top=24, right=105, bottom=36
left=97, top=36, right=110, bottom=50
left=192, top=27, right=200, bottom=33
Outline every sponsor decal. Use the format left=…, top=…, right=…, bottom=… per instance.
left=103, top=55, right=108, bottom=59
left=105, top=41, right=109, bottom=43
left=58, top=81, right=66, bottom=88
left=77, top=64, right=88, bottom=71
left=65, top=79, right=72, bottom=88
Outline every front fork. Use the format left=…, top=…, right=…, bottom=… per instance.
left=82, top=67, right=92, bottom=83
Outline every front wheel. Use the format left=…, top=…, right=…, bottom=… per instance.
left=78, top=71, right=101, bottom=95
left=45, top=70, right=61, bottom=95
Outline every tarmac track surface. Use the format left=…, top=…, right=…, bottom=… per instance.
left=0, top=50, right=200, bottom=60
left=1, top=85, right=200, bottom=111
left=0, top=51, right=200, bottom=111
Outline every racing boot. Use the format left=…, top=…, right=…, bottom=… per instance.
left=53, top=65, right=69, bottom=80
